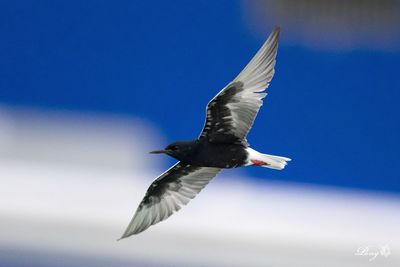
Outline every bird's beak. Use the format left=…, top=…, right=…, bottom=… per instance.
left=149, top=149, right=168, bottom=154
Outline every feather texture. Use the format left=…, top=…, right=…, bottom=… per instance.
left=120, top=162, right=221, bottom=238
left=200, top=27, right=280, bottom=143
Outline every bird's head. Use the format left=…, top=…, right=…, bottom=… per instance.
left=149, top=140, right=197, bottom=160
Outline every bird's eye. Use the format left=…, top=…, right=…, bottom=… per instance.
left=170, top=145, right=178, bottom=150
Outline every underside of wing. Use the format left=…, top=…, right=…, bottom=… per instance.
left=200, top=27, right=280, bottom=143
left=120, top=162, right=221, bottom=238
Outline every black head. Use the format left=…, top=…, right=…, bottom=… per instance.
left=149, top=140, right=198, bottom=161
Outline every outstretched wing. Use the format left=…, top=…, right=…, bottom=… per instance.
left=120, top=162, right=221, bottom=238
left=200, top=27, right=280, bottom=144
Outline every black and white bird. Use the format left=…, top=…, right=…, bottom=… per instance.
left=120, top=27, right=290, bottom=238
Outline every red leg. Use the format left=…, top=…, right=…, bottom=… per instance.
left=251, top=159, right=266, bottom=166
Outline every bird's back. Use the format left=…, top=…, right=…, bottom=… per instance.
left=187, top=140, right=248, bottom=168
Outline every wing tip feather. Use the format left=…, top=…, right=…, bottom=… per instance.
left=120, top=165, right=221, bottom=238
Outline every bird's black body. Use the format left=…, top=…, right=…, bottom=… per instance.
left=150, top=81, right=252, bottom=168
left=162, top=139, right=248, bottom=168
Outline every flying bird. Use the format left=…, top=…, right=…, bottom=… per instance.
left=120, top=27, right=290, bottom=238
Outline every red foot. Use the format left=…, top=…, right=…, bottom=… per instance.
left=251, top=160, right=266, bottom=166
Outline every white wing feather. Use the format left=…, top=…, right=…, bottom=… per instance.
left=200, top=27, right=280, bottom=141
left=120, top=163, right=221, bottom=238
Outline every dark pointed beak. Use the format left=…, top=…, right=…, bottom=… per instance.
left=149, top=149, right=168, bottom=154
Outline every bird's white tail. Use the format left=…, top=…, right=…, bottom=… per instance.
left=246, top=148, right=291, bottom=170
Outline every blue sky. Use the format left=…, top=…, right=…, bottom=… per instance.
left=1, top=0, right=399, bottom=193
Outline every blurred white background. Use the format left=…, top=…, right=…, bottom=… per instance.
left=1, top=105, right=399, bottom=267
